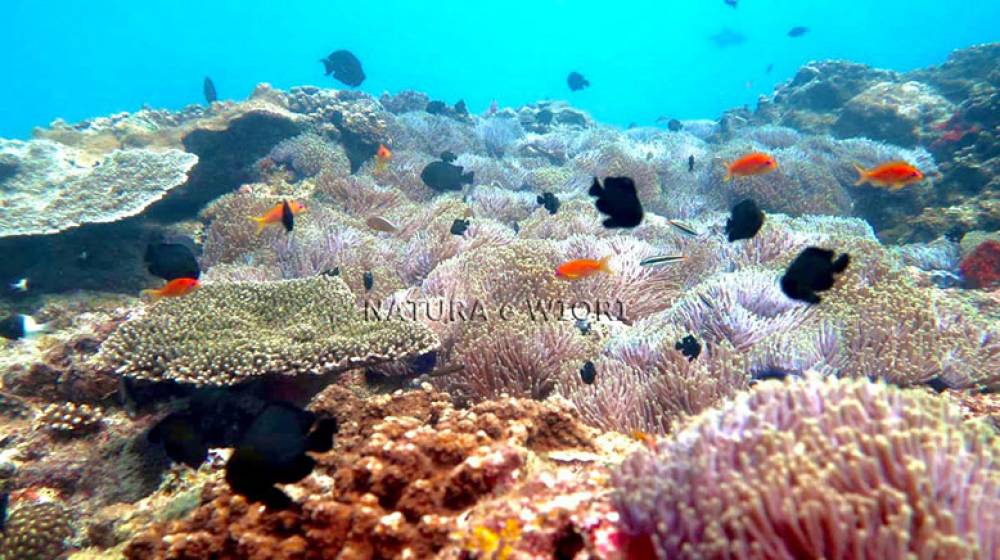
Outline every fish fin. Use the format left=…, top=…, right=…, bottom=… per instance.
left=599, top=256, right=613, bottom=274
left=833, top=253, right=850, bottom=273
left=852, top=163, right=869, bottom=186
left=588, top=177, right=603, bottom=197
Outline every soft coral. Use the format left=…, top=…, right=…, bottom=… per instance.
left=960, top=240, right=1000, bottom=289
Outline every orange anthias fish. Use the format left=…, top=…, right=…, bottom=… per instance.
left=374, top=144, right=392, bottom=176
left=723, top=152, right=778, bottom=182
left=852, top=161, right=925, bottom=190
left=141, top=278, right=200, bottom=299
left=555, top=256, right=612, bottom=280
left=250, top=201, right=306, bottom=234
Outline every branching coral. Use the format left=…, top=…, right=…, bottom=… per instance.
left=566, top=341, right=748, bottom=434
left=96, top=275, right=438, bottom=385
left=474, top=115, right=526, bottom=158
left=612, top=375, right=1000, bottom=560
left=651, top=268, right=816, bottom=351
left=434, top=311, right=600, bottom=403
left=268, top=132, right=350, bottom=178
left=388, top=113, right=484, bottom=157
left=313, top=169, right=408, bottom=217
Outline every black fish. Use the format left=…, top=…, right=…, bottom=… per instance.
left=675, top=335, right=701, bottom=361
left=589, top=176, right=644, bottom=229
left=536, top=109, right=553, bottom=125
left=148, top=411, right=208, bottom=468
left=628, top=123, right=638, bottom=130
left=145, top=237, right=200, bottom=281
left=567, top=72, right=590, bottom=91
left=203, top=77, right=217, bottom=104
left=281, top=200, right=294, bottom=232
left=320, top=50, right=365, bottom=87
left=225, top=403, right=338, bottom=509
left=450, top=218, right=470, bottom=236
left=421, top=161, right=474, bottom=192
left=363, top=271, right=374, bottom=292
left=409, top=351, right=438, bottom=375
left=688, top=154, right=695, bottom=173
left=780, top=247, right=850, bottom=304
left=724, top=0, right=738, bottom=7
left=765, top=63, right=774, bottom=74
left=322, top=267, right=341, bottom=277
left=725, top=199, right=764, bottom=242
left=512, top=222, right=520, bottom=234
left=667, top=119, right=683, bottom=132
left=537, top=192, right=560, bottom=215
left=440, top=151, right=457, bottom=163
left=751, top=369, right=790, bottom=384
left=0, top=314, right=45, bottom=341
left=579, top=361, right=596, bottom=384
left=0, top=492, right=8, bottom=533
left=454, top=99, right=468, bottom=116
left=925, top=376, right=951, bottom=393
left=426, top=100, right=447, bottom=115
left=787, top=26, right=809, bottom=38
left=575, top=318, right=591, bottom=336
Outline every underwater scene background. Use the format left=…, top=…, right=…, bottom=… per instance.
left=0, top=1, right=999, bottom=559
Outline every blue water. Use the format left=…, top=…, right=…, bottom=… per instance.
left=3, top=0, right=998, bottom=138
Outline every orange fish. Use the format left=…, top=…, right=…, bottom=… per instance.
left=141, top=277, right=200, bottom=299
left=723, top=152, right=778, bottom=182
left=852, top=161, right=924, bottom=190
left=374, top=144, right=392, bottom=176
left=555, top=256, right=612, bottom=280
left=250, top=201, right=306, bottom=234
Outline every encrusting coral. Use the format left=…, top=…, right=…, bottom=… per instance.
left=612, top=375, right=1000, bottom=560
left=95, top=275, right=439, bottom=386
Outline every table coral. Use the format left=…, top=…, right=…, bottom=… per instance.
left=95, top=275, right=438, bottom=386
left=0, top=140, right=197, bottom=238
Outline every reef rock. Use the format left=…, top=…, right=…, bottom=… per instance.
left=834, top=81, right=955, bottom=147
left=0, top=139, right=197, bottom=238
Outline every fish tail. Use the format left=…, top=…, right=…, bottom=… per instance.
left=250, top=216, right=267, bottom=234
left=722, top=164, right=732, bottom=182
left=463, top=170, right=475, bottom=185
left=599, top=255, right=613, bottom=274
left=852, top=162, right=869, bottom=186
left=140, top=289, right=160, bottom=299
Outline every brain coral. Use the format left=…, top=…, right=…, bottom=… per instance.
left=96, top=275, right=438, bottom=385
left=613, top=375, right=1000, bottom=560
left=0, top=139, right=197, bottom=237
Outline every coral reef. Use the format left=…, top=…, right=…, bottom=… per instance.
left=0, top=140, right=197, bottom=237
left=613, top=375, right=1000, bottom=559
left=96, top=275, right=439, bottom=385
left=961, top=239, right=1000, bottom=289
left=36, top=402, right=104, bottom=436
left=123, top=385, right=600, bottom=559
left=0, top=500, right=74, bottom=560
